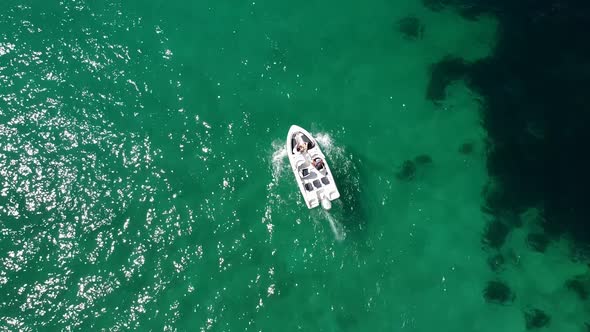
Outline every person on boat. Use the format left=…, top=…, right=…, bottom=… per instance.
left=296, top=142, right=308, bottom=154
left=312, top=157, right=325, bottom=170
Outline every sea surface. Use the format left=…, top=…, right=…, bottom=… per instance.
left=1, top=0, right=589, bottom=331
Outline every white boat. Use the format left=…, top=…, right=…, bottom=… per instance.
left=286, top=125, right=340, bottom=210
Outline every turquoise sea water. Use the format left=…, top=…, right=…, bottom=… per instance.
left=1, top=1, right=588, bottom=331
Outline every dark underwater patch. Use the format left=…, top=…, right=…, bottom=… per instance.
left=483, top=280, right=515, bottom=304
left=565, top=274, right=590, bottom=300
left=426, top=56, right=468, bottom=103
left=424, top=0, right=590, bottom=248
left=458, top=142, right=474, bottom=155
left=413, top=154, right=433, bottom=165
left=396, top=160, right=416, bottom=181
left=396, top=16, right=424, bottom=40
left=524, top=308, right=551, bottom=330
left=336, top=312, right=359, bottom=331
left=526, top=233, right=550, bottom=253
left=330, top=149, right=368, bottom=235
left=482, top=219, right=510, bottom=249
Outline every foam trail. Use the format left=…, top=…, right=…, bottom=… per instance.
left=315, top=132, right=351, bottom=169
left=322, top=209, right=346, bottom=242
left=261, top=139, right=289, bottom=238
left=270, top=139, right=287, bottom=186
left=315, top=132, right=332, bottom=145
left=314, top=132, right=335, bottom=154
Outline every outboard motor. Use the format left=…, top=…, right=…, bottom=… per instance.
left=321, top=197, right=332, bottom=210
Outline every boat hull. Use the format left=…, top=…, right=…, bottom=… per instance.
left=286, top=125, right=340, bottom=209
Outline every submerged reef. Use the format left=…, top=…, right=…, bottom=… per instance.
left=396, top=155, right=433, bottom=181
left=396, top=160, right=416, bottom=181
left=524, top=308, right=551, bottom=330
left=565, top=274, right=590, bottom=300
left=482, top=219, right=509, bottom=249
left=396, top=16, right=424, bottom=40
left=424, top=0, right=590, bottom=248
left=458, top=142, right=474, bottom=155
left=526, top=233, right=550, bottom=253
left=483, top=280, right=515, bottom=304
left=426, top=56, right=468, bottom=103
left=413, top=154, right=433, bottom=165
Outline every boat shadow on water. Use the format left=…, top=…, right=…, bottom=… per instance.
left=327, top=147, right=369, bottom=238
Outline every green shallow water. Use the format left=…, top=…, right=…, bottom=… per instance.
left=1, top=1, right=588, bottom=331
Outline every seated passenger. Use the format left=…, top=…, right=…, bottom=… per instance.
left=312, top=157, right=325, bottom=170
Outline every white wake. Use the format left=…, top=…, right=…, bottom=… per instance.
left=322, top=209, right=346, bottom=241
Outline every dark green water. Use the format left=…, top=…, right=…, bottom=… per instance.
left=1, top=1, right=588, bottom=331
